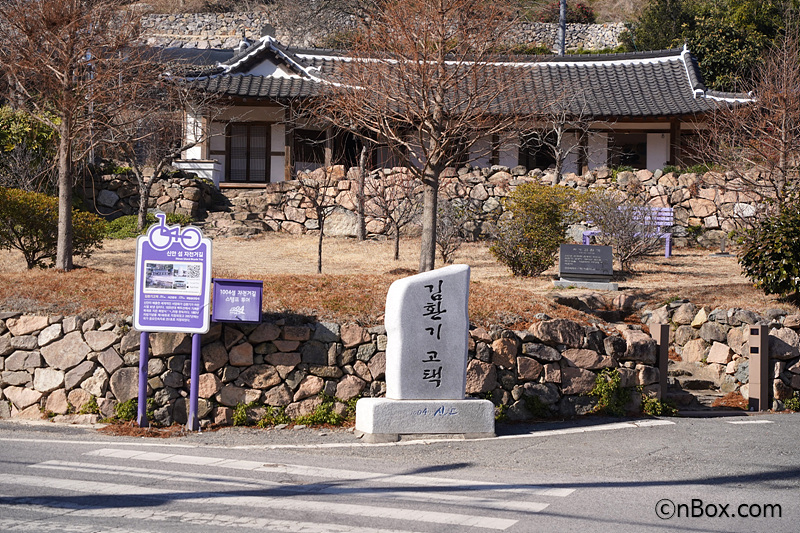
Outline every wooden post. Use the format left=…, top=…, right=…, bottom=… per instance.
left=284, top=105, right=294, bottom=181
left=748, top=325, right=769, bottom=411
left=669, top=119, right=682, bottom=166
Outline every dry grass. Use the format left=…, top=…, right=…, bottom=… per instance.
left=0, top=233, right=796, bottom=327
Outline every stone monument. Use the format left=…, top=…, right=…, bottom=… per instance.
left=553, top=244, right=618, bottom=291
left=355, top=264, right=495, bottom=442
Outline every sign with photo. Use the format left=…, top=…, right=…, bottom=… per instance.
left=133, top=214, right=212, bottom=333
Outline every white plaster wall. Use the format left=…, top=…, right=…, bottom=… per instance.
left=562, top=132, right=580, bottom=174
left=647, top=133, right=670, bottom=171
left=470, top=136, right=493, bottom=168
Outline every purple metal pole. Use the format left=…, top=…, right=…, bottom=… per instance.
left=137, top=332, right=149, bottom=427
left=187, top=332, right=201, bottom=431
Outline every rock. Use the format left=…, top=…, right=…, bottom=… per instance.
left=637, top=365, right=659, bottom=386
left=522, top=382, right=560, bottom=405
left=367, top=351, right=386, bottom=380
left=672, top=303, right=697, bottom=325
left=770, top=328, right=800, bottom=360
left=4, top=386, right=42, bottom=410
left=491, top=338, right=518, bottom=368
left=217, top=385, right=249, bottom=407
left=621, top=329, right=657, bottom=365
left=603, top=335, right=627, bottom=358
left=681, top=338, right=708, bottom=363
left=560, top=367, right=597, bottom=395
left=37, top=324, right=63, bottom=347
left=64, top=360, right=95, bottom=390
left=119, top=329, right=141, bottom=353
left=1, top=371, right=31, bottom=386
left=335, top=375, right=366, bottom=400
left=465, top=359, right=496, bottom=394
left=0, top=337, right=11, bottom=357
left=45, top=389, right=69, bottom=415
left=562, top=348, right=609, bottom=370
left=162, top=370, right=183, bottom=389
left=699, top=322, right=727, bottom=343
left=544, top=362, right=561, bottom=383
left=774, top=379, right=793, bottom=401
left=727, top=326, right=748, bottom=356
left=285, top=396, right=324, bottom=418
left=238, top=364, right=281, bottom=389
left=14, top=405, right=45, bottom=420
left=249, top=322, right=281, bottom=343
left=11, top=335, right=38, bottom=351
left=517, top=356, right=543, bottom=381
left=301, top=341, right=328, bottom=365
left=97, top=348, right=123, bottom=375
left=521, top=343, right=561, bottom=362
left=229, top=342, right=254, bottom=366
left=40, top=332, right=90, bottom=370
left=266, top=352, right=301, bottom=378
left=84, top=330, right=118, bottom=352
left=198, top=373, right=222, bottom=398
left=202, top=341, right=229, bottom=372
left=691, top=307, right=708, bottom=328
left=706, top=342, right=732, bottom=365
left=5, top=350, right=42, bottom=371
left=558, top=395, right=597, bottom=417
left=529, top=319, right=584, bottom=348
left=283, top=326, right=311, bottom=342
left=340, top=324, right=370, bottom=348
left=733, top=309, right=761, bottom=325
left=313, top=322, right=340, bottom=343
left=293, top=375, right=324, bottom=401
left=674, top=325, right=697, bottom=346
left=7, top=315, right=49, bottom=336
left=783, top=314, right=800, bottom=329
left=109, top=367, right=138, bottom=403
left=67, top=389, right=92, bottom=411
left=646, top=306, right=669, bottom=329
left=150, top=332, right=192, bottom=356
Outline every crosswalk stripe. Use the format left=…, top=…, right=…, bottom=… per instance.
left=0, top=474, right=518, bottom=530
left=0, top=495, right=425, bottom=533
left=31, top=461, right=549, bottom=514
left=85, top=448, right=574, bottom=497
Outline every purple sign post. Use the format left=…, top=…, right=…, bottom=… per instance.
left=133, top=213, right=212, bottom=430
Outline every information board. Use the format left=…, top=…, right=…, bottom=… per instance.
left=133, top=214, right=212, bottom=333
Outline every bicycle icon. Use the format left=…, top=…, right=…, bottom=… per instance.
left=147, top=213, right=203, bottom=251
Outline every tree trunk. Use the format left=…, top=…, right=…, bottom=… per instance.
left=394, top=221, right=401, bottom=260
left=418, top=165, right=439, bottom=272
left=317, top=213, right=324, bottom=274
left=356, top=144, right=368, bottom=241
left=55, top=118, right=73, bottom=271
left=137, top=175, right=152, bottom=232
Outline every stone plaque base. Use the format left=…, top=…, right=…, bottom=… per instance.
left=355, top=398, right=495, bottom=443
left=553, top=278, right=618, bottom=291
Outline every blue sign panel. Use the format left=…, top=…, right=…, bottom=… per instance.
left=211, top=279, right=263, bottom=323
left=133, top=214, right=212, bottom=334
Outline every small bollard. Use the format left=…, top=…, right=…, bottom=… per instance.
left=747, top=325, right=769, bottom=411
left=651, top=323, right=670, bottom=401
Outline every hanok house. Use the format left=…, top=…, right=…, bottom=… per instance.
left=164, top=36, right=750, bottom=188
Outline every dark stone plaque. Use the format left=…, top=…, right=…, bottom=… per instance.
left=559, top=244, right=613, bottom=281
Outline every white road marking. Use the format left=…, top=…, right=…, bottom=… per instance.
left=0, top=474, right=518, bottom=530
left=726, top=419, right=774, bottom=424
left=0, top=495, right=425, bottom=533
left=31, top=461, right=550, bottom=513
left=85, top=448, right=575, bottom=497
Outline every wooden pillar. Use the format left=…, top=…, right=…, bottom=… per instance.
left=669, top=118, right=682, bottom=166
left=284, top=106, right=294, bottom=182
left=324, top=127, right=333, bottom=168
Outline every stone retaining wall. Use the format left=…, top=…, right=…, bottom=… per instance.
left=140, top=12, right=626, bottom=52
left=644, top=302, right=800, bottom=409
left=202, top=165, right=765, bottom=248
left=0, top=312, right=664, bottom=425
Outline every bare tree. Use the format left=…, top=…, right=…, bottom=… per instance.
left=0, top=0, right=141, bottom=270
left=98, top=64, right=227, bottom=230
left=523, top=87, right=593, bottom=184
left=364, top=169, right=423, bottom=260
left=700, top=22, right=800, bottom=211
left=299, top=168, right=341, bottom=274
left=314, top=0, right=525, bottom=272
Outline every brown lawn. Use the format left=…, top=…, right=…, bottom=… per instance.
left=0, top=233, right=795, bottom=327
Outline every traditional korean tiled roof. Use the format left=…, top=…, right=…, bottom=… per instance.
left=177, top=37, right=751, bottom=116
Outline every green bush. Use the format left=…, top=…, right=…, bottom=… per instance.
left=641, top=395, right=678, bottom=416
left=105, top=212, right=193, bottom=239
left=784, top=392, right=800, bottom=412
left=114, top=398, right=138, bottom=421
left=256, top=406, right=291, bottom=427
left=0, top=187, right=106, bottom=268
left=738, top=196, right=800, bottom=302
left=293, top=394, right=352, bottom=426
left=590, top=369, right=632, bottom=417
left=490, top=183, right=581, bottom=276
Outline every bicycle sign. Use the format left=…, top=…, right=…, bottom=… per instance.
left=133, top=213, right=212, bottom=334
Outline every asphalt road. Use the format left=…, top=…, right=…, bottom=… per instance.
left=0, top=413, right=797, bottom=533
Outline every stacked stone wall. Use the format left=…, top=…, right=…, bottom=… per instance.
left=140, top=12, right=626, bottom=52
left=1, top=312, right=666, bottom=425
